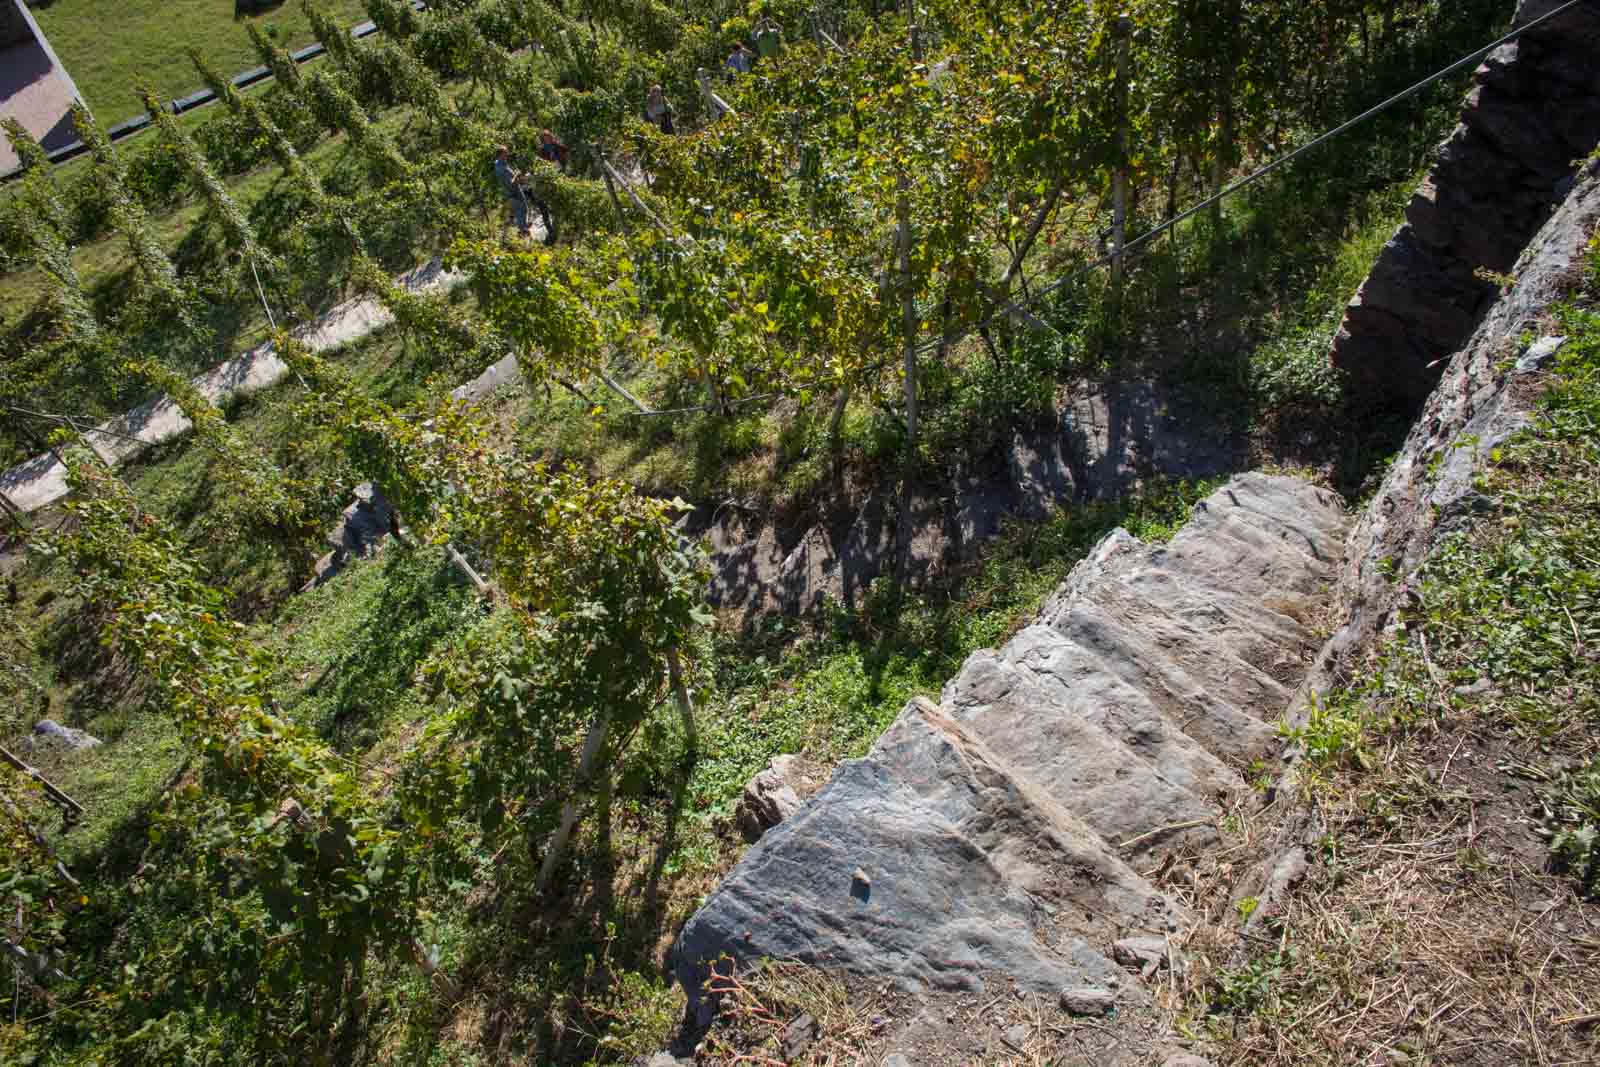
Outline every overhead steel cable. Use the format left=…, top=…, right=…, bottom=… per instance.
left=917, top=0, right=1592, bottom=357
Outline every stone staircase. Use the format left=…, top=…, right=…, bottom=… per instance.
left=673, top=473, right=1351, bottom=1042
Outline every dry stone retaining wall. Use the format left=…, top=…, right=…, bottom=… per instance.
left=1329, top=0, right=1600, bottom=405
left=1308, top=159, right=1600, bottom=706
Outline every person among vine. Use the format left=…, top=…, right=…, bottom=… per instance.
left=753, top=17, right=782, bottom=59
left=725, top=42, right=753, bottom=76
left=494, top=145, right=553, bottom=243
left=645, top=85, right=676, bottom=134
left=536, top=129, right=569, bottom=171
left=495, top=144, right=530, bottom=238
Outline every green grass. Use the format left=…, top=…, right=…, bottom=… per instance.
left=267, top=545, right=481, bottom=750
left=32, top=0, right=373, bottom=124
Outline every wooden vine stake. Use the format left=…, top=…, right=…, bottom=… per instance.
left=0, top=744, right=85, bottom=821
left=1111, top=12, right=1133, bottom=287
left=666, top=646, right=696, bottom=756
left=896, top=174, right=917, bottom=456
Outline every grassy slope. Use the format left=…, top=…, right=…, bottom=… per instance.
left=1186, top=221, right=1600, bottom=1065
left=2, top=321, right=430, bottom=849
left=31, top=0, right=372, bottom=124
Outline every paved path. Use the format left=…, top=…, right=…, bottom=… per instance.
left=1, top=258, right=462, bottom=514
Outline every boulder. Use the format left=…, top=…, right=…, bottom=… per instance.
left=675, top=476, right=1350, bottom=1035
left=328, top=482, right=395, bottom=557
left=1515, top=334, right=1567, bottom=373
left=1059, top=987, right=1117, bottom=1015
left=675, top=699, right=1168, bottom=1022
left=30, top=719, right=100, bottom=751
left=306, top=483, right=396, bottom=589
left=1111, top=936, right=1171, bottom=977
left=735, top=754, right=804, bottom=841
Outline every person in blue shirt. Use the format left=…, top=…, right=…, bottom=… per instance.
left=495, top=145, right=531, bottom=237
left=725, top=42, right=753, bottom=75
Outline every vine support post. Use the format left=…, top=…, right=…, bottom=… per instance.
left=896, top=174, right=918, bottom=457
left=827, top=383, right=851, bottom=452
left=695, top=69, right=735, bottom=121
left=595, top=144, right=630, bottom=231
left=666, top=646, right=696, bottom=757
left=536, top=710, right=611, bottom=891
left=1210, top=0, right=1240, bottom=227
left=597, top=368, right=654, bottom=414
left=906, top=0, right=924, bottom=62
left=0, top=488, right=26, bottom=533
left=0, top=745, right=85, bottom=821
left=445, top=545, right=492, bottom=598
left=598, top=152, right=673, bottom=239
left=812, top=17, right=847, bottom=57
left=1111, top=13, right=1133, bottom=287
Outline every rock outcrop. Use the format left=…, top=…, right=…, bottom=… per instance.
left=735, top=754, right=805, bottom=841
left=28, top=719, right=100, bottom=752
left=306, top=482, right=396, bottom=588
left=696, top=379, right=1248, bottom=625
left=1309, top=156, right=1600, bottom=704
left=674, top=473, right=1350, bottom=1031
left=1329, top=0, right=1600, bottom=405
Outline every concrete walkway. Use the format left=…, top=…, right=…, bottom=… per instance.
left=1, top=258, right=462, bottom=513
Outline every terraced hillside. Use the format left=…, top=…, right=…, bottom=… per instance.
left=10, top=0, right=1588, bottom=1063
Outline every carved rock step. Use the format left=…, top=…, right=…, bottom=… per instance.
left=674, top=700, right=1175, bottom=1017
left=674, top=474, right=1350, bottom=1018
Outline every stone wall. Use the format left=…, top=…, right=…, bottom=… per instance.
left=1328, top=0, right=1600, bottom=406
left=1306, top=158, right=1600, bottom=709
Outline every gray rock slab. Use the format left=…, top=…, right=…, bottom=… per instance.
left=943, top=651, right=1217, bottom=852
left=996, top=624, right=1245, bottom=797
left=1029, top=602, right=1285, bottom=761
left=676, top=474, right=1353, bottom=1029
left=674, top=699, right=1171, bottom=1020
left=30, top=719, right=100, bottom=751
